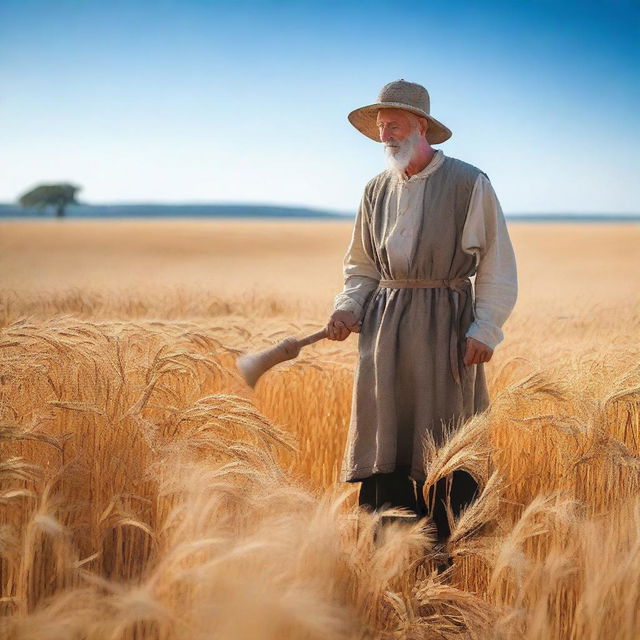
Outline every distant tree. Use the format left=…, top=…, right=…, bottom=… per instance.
left=18, top=183, right=81, bottom=218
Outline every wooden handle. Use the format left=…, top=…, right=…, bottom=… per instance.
left=296, top=327, right=328, bottom=349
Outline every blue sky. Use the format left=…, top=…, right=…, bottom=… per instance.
left=1, top=0, right=638, bottom=214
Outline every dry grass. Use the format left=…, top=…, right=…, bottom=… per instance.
left=0, top=219, right=639, bottom=639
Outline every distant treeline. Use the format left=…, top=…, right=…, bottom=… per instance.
left=0, top=203, right=638, bottom=222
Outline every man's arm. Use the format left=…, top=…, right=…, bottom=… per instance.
left=461, top=173, right=518, bottom=354
left=328, top=191, right=380, bottom=340
left=333, top=191, right=380, bottom=322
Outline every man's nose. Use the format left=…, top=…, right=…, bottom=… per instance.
left=380, top=127, right=392, bottom=142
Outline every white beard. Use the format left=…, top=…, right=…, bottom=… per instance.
left=383, top=130, right=421, bottom=175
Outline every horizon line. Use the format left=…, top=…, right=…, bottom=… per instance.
left=1, top=202, right=639, bottom=218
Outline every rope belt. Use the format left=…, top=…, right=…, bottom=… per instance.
left=377, top=277, right=472, bottom=385
left=378, top=278, right=470, bottom=290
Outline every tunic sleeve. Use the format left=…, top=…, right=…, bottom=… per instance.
left=333, top=190, right=380, bottom=321
left=461, top=173, right=518, bottom=350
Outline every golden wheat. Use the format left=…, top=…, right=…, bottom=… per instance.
left=0, top=220, right=638, bottom=639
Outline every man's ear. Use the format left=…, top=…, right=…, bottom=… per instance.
left=421, top=117, right=429, bottom=138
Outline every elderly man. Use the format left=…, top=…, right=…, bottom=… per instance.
left=326, top=80, right=517, bottom=547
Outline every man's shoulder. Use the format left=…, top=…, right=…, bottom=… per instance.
left=361, top=169, right=394, bottom=199
left=442, top=154, right=490, bottom=181
left=364, top=169, right=393, bottom=190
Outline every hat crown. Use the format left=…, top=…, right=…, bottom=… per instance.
left=377, top=79, right=431, bottom=115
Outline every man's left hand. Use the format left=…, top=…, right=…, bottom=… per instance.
left=463, top=337, right=493, bottom=366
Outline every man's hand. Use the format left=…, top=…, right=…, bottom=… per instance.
left=326, top=310, right=361, bottom=341
left=463, top=337, right=493, bottom=366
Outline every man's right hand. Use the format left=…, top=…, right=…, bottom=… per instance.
left=326, top=310, right=361, bottom=341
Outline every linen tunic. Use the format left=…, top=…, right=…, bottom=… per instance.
left=334, top=149, right=518, bottom=484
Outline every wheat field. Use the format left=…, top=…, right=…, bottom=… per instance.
left=0, top=219, right=639, bottom=639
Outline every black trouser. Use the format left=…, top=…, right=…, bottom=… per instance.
left=358, top=469, right=479, bottom=543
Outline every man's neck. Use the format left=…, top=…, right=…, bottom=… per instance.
left=404, top=145, right=436, bottom=179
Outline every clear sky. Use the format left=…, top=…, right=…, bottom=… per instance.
left=1, top=0, right=638, bottom=214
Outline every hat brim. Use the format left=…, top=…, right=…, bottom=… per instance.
left=348, top=102, right=452, bottom=144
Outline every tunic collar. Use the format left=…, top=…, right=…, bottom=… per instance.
left=393, top=149, right=445, bottom=184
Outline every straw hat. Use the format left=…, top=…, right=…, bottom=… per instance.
left=348, top=79, right=452, bottom=144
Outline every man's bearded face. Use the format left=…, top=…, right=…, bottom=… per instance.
left=376, top=109, right=423, bottom=175
left=383, top=128, right=422, bottom=174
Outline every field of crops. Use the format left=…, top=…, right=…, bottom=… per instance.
left=1, top=220, right=639, bottom=639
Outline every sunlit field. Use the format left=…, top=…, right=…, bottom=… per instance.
left=1, top=219, right=639, bottom=639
